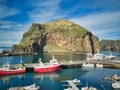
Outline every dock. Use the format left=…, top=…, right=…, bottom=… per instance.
left=10, top=59, right=120, bottom=72
left=67, top=80, right=79, bottom=90
left=61, top=80, right=80, bottom=90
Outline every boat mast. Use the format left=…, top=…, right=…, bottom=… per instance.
left=20, top=47, right=23, bottom=63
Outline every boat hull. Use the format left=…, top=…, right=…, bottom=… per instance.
left=0, top=69, right=25, bottom=75
left=34, top=65, right=61, bottom=73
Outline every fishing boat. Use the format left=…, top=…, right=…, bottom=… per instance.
left=104, top=51, right=118, bottom=60
left=0, top=62, right=25, bottom=75
left=86, top=50, right=104, bottom=61
left=112, top=81, right=120, bottom=89
left=104, top=74, right=120, bottom=81
left=8, top=83, right=40, bottom=90
left=34, top=55, right=61, bottom=73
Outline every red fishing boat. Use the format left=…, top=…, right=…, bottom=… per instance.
left=0, top=62, right=25, bottom=75
left=34, top=55, right=62, bottom=73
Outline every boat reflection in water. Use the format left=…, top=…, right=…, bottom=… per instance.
left=0, top=74, right=25, bottom=84
left=34, top=72, right=60, bottom=81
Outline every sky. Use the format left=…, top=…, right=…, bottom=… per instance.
left=0, top=0, right=120, bottom=47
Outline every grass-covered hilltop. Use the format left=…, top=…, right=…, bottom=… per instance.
left=12, top=19, right=99, bottom=54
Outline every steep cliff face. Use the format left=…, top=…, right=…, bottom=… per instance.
left=12, top=19, right=99, bottom=54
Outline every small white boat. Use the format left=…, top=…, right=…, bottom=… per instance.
left=82, top=63, right=94, bottom=68
left=8, top=84, right=40, bottom=90
left=64, top=87, right=74, bottom=90
left=72, top=78, right=81, bottom=84
left=96, top=64, right=103, bottom=68
left=81, top=86, right=97, bottom=90
left=82, top=63, right=87, bottom=67
left=81, top=86, right=88, bottom=90
left=23, top=84, right=40, bottom=90
left=112, top=81, right=120, bottom=89
left=89, top=86, right=98, bottom=90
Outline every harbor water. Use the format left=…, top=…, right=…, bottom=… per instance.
left=0, top=48, right=120, bottom=90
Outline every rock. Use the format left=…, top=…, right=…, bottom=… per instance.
left=12, top=19, right=99, bottom=54
left=100, top=40, right=120, bottom=51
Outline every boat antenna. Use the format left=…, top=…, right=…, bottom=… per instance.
left=109, top=50, right=112, bottom=56
left=52, top=54, right=55, bottom=60
left=20, top=47, right=23, bottom=63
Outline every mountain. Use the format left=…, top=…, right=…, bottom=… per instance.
left=100, top=40, right=120, bottom=51
left=12, top=19, right=99, bottom=54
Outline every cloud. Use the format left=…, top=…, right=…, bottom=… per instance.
left=71, top=11, right=120, bottom=27
left=71, top=11, right=120, bottom=40
left=0, top=30, right=24, bottom=47
left=0, top=20, right=23, bottom=30
left=0, top=2, right=20, bottom=19
left=27, top=0, right=66, bottom=23
left=0, top=40, right=19, bottom=47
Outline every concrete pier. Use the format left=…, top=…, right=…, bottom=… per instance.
left=67, top=80, right=79, bottom=90
left=61, top=80, right=80, bottom=90
left=10, top=60, right=120, bottom=72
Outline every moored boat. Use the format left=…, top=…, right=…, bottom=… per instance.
left=112, top=81, right=120, bottom=89
left=23, top=83, right=40, bottom=90
left=8, top=83, right=40, bottom=90
left=86, top=50, right=104, bottom=61
left=105, top=51, right=118, bottom=60
left=72, top=78, right=81, bottom=84
left=81, top=86, right=97, bottom=90
left=96, top=64, right=103, bottom=68
left=64, top=87, right=74, bottom=90
left=104, top=74, right=120, bottom=81
left=82, top=63, right=94, bottom=68
left=34, top=55, right=61, bottom=73
left=0, top=62, right=25, bottom=75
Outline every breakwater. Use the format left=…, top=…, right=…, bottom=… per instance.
left=10, top=60, right=120, bottom=72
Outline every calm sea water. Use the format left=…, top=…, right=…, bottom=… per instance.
left=0, top=47, right=120, bottom=90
